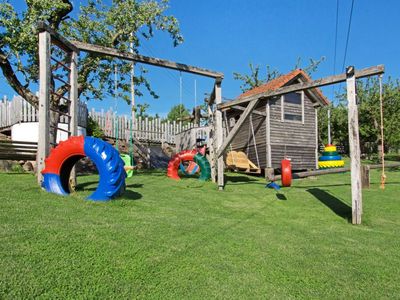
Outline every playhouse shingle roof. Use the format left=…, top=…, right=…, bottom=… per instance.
left=237, top=69, right=329, bottom=106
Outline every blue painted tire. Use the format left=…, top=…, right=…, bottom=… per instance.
left=319, top=155, right=342, bottom=161
left=42, top=136, right=126, bottom=201
left=84, top=137, right=126, bottom=201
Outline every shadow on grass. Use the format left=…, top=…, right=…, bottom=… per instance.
left=126, top=183, right=144, bottom=189
left=225, top=175, right=259, bottom=184
left=307, top=188, right=351, bottom=222
left=276, top=193, right=287, bottom=200
left=133, top=169, right=166, bottom=176
left=293, top=183, right=350, bottom=189
left=4, top=172, right=33, bottom=175
left=76, top=181, right=142, bottom=200
left=76, top=181, right=99, bottom=190
left=122, top=189, right=142, bottom=200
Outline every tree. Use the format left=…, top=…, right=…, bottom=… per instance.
left=318, top=77, right=400, bottom=157
left=233, top=57, right=325, bottom=92
left=0, top=0, right=183, bottom=142
left=166, top=104, right=190, bottom=123
left=136, top=103, right=149, bottom=118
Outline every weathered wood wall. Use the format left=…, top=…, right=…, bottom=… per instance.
left=89, top=108, right=198, bottom=145
left=175, top=126, right=210, bottom=151
left=226, top=93, right=318, bottom=170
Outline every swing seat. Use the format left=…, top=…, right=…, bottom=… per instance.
left=226, top=151, right=261, bottom=174
left=120, top=153, right=134, bottom=178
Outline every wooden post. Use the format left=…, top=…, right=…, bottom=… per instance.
left=361, top=165, right=370, bottom=189
left=37, top=31, right=51, bottom=185
left=207, top=104, right=216, bottom=182
left=265, top=102, right=272, bottom=168
left=69, top=50, right=79, bottom=189
left=215, top=81, right=224, bottom=190
left=346, top=66, right=362, bottom=224
left=265, top=168, right=274, bottom=181
left=315, top=107, right=319, bottom=169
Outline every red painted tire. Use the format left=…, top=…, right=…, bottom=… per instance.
left=167, top=149, right=211, bottom=181
left=167, top=150, right=197, bottom=180
left=281, top=159, right=292, bottom=187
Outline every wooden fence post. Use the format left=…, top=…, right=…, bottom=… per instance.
left=346, top=66, right=362, bottom=224
left=361, top=165, right=370, bottom=189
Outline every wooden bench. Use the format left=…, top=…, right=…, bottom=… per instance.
left=0, top=140, right=38, bottom=161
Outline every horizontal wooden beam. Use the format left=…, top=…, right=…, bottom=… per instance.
left=72, top=41, right=224, bottom=79
left=269, top=162, right=400, bottom=181
left=37, top=22, right=80, bottom=53
left=224, top=105, right=267, bottom=117
left=218, top=65, right=385, bottom=110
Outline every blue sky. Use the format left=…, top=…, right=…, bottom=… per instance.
left=1, top=0, right=399, bottom=117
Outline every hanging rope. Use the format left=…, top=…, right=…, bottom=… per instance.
left=114, top=64, right=119, bottom=150
left=249, top=115, right=260, bottom=168
left=179, top=71, right=183, bottom=123
left=379, top=74, right=386, bottom=189
left=223, top=112, right=236, bottom=165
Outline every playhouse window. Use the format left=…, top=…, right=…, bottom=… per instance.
left=281, top=92, right=304, bottom=123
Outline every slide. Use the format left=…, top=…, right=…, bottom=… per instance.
left=42, top=136, right=126, bottom=201
left=167, top=149, right=211, bottom=181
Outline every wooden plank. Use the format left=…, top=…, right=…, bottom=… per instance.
left=73, top=40, right=223, bottom=79
left=217, top=98, right=260, bottom=158
left=347, top=66, right=362, bottom=225
left=224, top=105, right=267, bottom=117
left=206, top=85, right=216, bottom=105
left=215, top=82, right=225, bottom=189
left=37, top=21, right=79, bottom=53
left=265, top=102, right=272, bottom=168
left=69, top=51, right=79, bottom=136
left=315, top=107, right=319, bottom=169
left=37, top=31, right=51, bottom=184
left=218, top=65, right=385, bottom=110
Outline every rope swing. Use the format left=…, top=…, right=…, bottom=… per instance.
left=379, top=74, right=386, bottom=189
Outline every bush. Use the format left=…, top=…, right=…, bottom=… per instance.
left=86, top=116, right=105, bottom=138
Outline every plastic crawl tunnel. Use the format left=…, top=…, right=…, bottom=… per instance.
left=167, top=149, right=211, bottom=181
left=41, top=136, right=126, bottom=201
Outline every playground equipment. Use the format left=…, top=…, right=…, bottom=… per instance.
left=226, top=151, right=261, bottom=174
left=42, top=136, right=126, bottom=201
left=36, top=23, right=385, bottom=224
left=167, top=149, right=211, bottom=180
left=318, top=144, right=345, bottom=168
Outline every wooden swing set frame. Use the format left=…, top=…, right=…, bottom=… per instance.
left=37, top=22, right=385, bottom=224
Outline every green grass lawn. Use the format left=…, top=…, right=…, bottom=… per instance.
left=1, top=167, right=399, bottom=299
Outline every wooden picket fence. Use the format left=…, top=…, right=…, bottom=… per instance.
left=88, top=108, right=200, bottom=144
left=0, top=95, right=88, bottom=129
left=0, top=96, right=209, bottom=146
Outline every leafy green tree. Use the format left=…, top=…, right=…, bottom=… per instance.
left=319, top=77, right=400, bottom=157
left=0, top=0, right=183, bottom=142
left=136, top=103, right=149, bottom=118
left=318, top=104, right=349, bottom=151
left=166, top=104, right=190, bottom=123
left=86, top=116, right=104, bottom=138
left=233, top=57, right=325, bottom=92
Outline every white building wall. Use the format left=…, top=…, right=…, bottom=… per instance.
left=12, top=122, right=86, bottom=143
